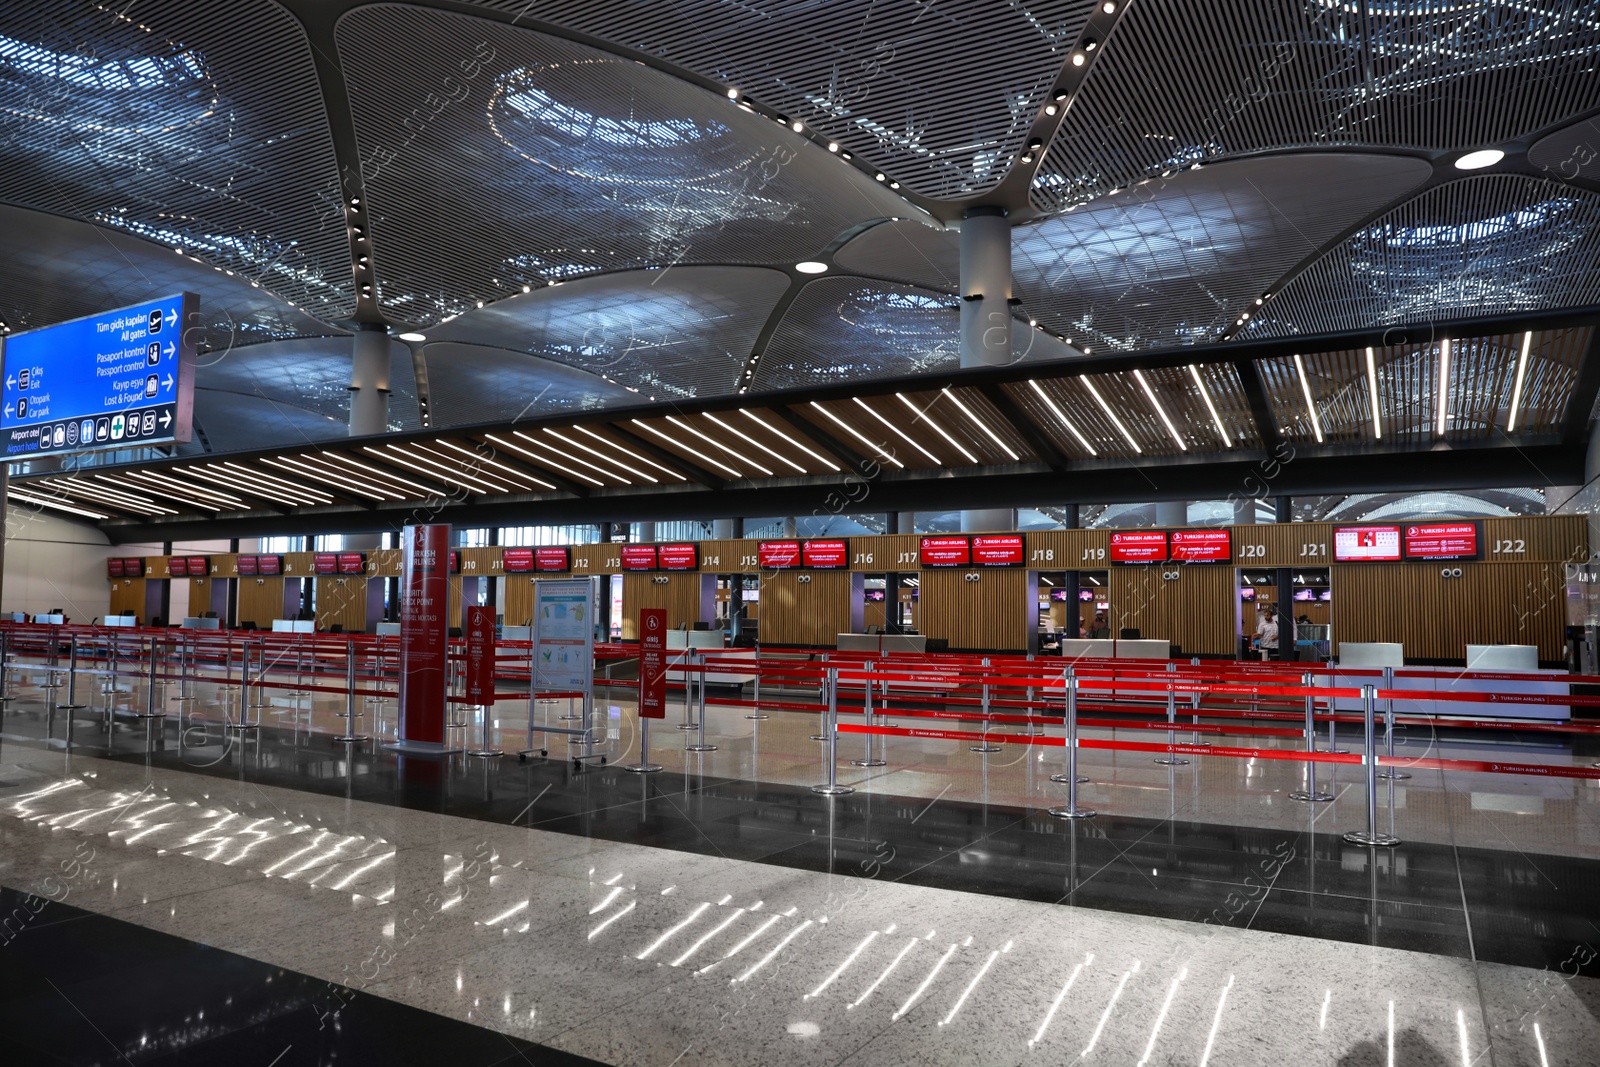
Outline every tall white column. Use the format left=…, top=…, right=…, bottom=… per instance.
left=959, top=208, right=1013, bottom=533
left=347, top=326, right=390, bottom=552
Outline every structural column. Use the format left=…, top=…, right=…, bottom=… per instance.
left=348, top=325, right=391, bottom=553
left=959, top=207, right=1014, bottom=534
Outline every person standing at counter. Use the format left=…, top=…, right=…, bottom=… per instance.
left=1254, top=608, right=1279, bottom=659
left=1086, top=613, right=1110, bottom=639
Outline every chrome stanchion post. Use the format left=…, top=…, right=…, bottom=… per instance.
left=226, top=637, right=260, bottom=732
left=970, top=656, right=1001, bottom=754
left=622, top=715, right=663, bottom=773
left=811, top=668, right=854, bottom=796
left=1343, top=684, right=1400, bottom=847
left=61, top=637, right=90, bottom=748
left=335, top=638, right=368, bottom=744
left=1153, top=682, right=1189, bottom=765
left=677, top=649, right=699, bottom=730
left=685, top=648, right=716, bottom=753
left=1376, top=665, right=1409, bottom=781
left=1050, top=669, right=1095, bottom=818
left=1050, top=666, right=1089, bottom=785
left=747, top=653, right=767, bottom=720
left=852, top=661, right=886, bottom=768
left=1290, top=671, right=1334, bottom=803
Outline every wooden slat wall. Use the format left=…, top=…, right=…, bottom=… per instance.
left=314, top=577, right=367, bottom=634
left=760, top=571, right=856, bottom=646
left=1482, top=515, right=1588, bottom=563
left=109, top=579, right=143, bottom=619
left=1334, top=562, right=1569, bottom=661
left=1108, top=564, right=1238, bottom=656
left=620, top=574, right=702, bottom=638
left=919, top=568, right=1028, bottom=652
left=1230, top=523, right=1334, bottom=566
left=237, top=578, right=284, bottom=628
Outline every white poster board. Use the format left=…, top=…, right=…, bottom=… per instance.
left=532, top=579, right=594, bottom=693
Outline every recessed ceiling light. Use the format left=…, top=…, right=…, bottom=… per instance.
left=791, top=120, right=804, bottom=132
left=727, top=88, right=739, bottom=99
left=396, top=332, right=425, bottom=342
left=1044, top=104, right=1058, bottom=116
left=827, top=142, right=839, bottom=153
left=795, top=261, right=828, bottom=274
left=1071, top=53, right=1085, bottom=66
left=1102, top=1, right=1115, bottom=10
left=1454, top=148, right=1504, bottom=170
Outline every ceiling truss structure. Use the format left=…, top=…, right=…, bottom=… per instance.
left=14, top=319, right=1595, bottom=542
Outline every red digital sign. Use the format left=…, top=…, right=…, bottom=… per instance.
left=107, top=559, right=125, bottom=578
left=1170, top=529, right=1231, bottom=563
left=168, top=557, right=189, bottom=577
left=1109, top=531, right=1168, bottom=563
left=658, top=543, right=699, bottom=571
left=312, top=553, right=338, bottom=575
left=802, top=539, right=849, bottom=569
left=1334, top=525, right=1402, bottom=562
left=758, top=541, right=802, bottom=569
left=187, top=556, right=209, bottom=576
left=534, top=547, right=571, bottom=572
left=502, top=548, right=535, bottom=573
left=971, top=534, right=1024, bottom=567
left=123, top=558, right=145, bottom=577
left=237, top=555, right=258, bottom=576
left=256, top=555, right=282, bottom=576
left=448, top=550, right=461, bottom=574
left=919, top=536, right=971, bottom=567
left=337, top=552, right=366, bottom=575
left=621, top=545, right=658, bottom=571
left=1403, top=522, right=1479, bottom=560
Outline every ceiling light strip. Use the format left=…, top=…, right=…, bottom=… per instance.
left=665, top=416, right=772, bottom=477
left=8, top=490, right=108, bottom=520
left=378, top=445, right=499, bottom=494
left=1293, top=355, right=1324, bottom=444
left=407, top=443, right=518, bottom=492
left=896, top=394, right=976, bottom=464
left=574, top=426, right=687, bottom=481
left=1079, top=379, right=1142, bottom=453
left=291, top=453, right=414, bottom=498
left=221, top=461, right=342, bottom=501
left=630, top=420, right=743, bottom=478
left=940, top=388, right=1019, bottom=460
left=266, top=456, right=394, bottom=500
left=1027, top=380, right=1096, bottom=456
left=542, top=429, right=655, bottom=483
left=702, top=413, right=808, bottom=474
left=1365, top=348, right=1382, bottom=440
left=505, top=431, right=626, bottom=486
left=809, top=403, right=905, bottom=469
left=187, top=465, right=328, bottom=505
left=1187, top=366, right=1231, bottom=448
left=96, top=474, right=221, bottom=512
left=433, top=438, right=561, bottom=489
left=739, top=411, right=841, bottom=472
left=54, top=477, right=176, bottom=513
left=315, top=453, right=443, bottom=497
left=125, top=470, right=246, bottom=507
left=851, top=398, right=940, bottom=464
left=1507, top=332, right=1532, bottom=433
left=1437, top=339, right=1451, bottom=437
left=1133, top=371, right=1186, bottom=452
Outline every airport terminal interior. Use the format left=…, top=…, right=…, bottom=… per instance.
left=6, top=1, right=1600, bottom=1064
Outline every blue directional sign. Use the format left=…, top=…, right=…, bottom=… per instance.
left=1, top=293, right=198, bottom=457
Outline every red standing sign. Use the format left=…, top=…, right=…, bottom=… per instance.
left=465, top=605, right=496, bottom=706
left=638, top=608, right=667, bottom=719
left=394, top=524, right=452, bottom=752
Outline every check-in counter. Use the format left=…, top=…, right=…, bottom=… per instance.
left=1333, top=642, right=1567, bottom=720
left=1058, top=638, right=1168, bottom=662
left=668, top=630, right=755, bottom=686
left=272, top=619, right=315, bottom=633
left=835, top=633, right=928, bottom=654
left=102, top=615, right=134, bottom=627
left=1115, top=639, right=1171, bottom=660
left=181, top=617, right=220, bottom=630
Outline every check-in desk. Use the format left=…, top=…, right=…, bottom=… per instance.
left=667, top=630, right=757, bottom=687
left=181, top=617, right=220, bottom=630
left=1333, top=642, right=1568, bottom=720
left=1058, top=638, right=1169, bottom=662
left=835, top=633, right=927, bottom=654
left=272, top=619, right=315, bottom=633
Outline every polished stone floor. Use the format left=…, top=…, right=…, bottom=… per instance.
left=1, top=664, right=1598, bottom=1064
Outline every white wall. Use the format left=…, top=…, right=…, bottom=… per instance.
left=3, top=510, right=115, bottom=622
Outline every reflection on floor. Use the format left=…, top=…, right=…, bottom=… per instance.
left=0, top=888, right=593, bottom=1066
left=1, top=676, right=1598, bottom=1064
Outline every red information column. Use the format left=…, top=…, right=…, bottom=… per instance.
left=639, top=608, right=667, bottom=719
left=465, top=605, right=496, bottom=706
left=390, top=524, right=456, bottom=753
